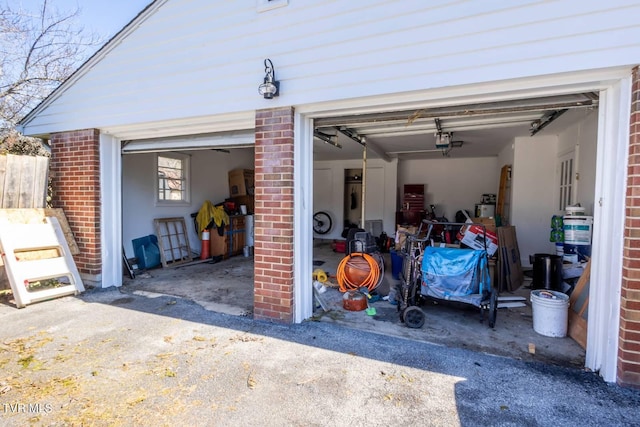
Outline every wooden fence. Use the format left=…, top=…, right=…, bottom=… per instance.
left=0, top=154, right=49, bottom=208
left=0, top=154, right=50, bottom=290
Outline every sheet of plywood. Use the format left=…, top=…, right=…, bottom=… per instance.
left=568, top=259, right=590, bottom=349
left=0, top=208, right=79, bottom=255
left=497, top=226, right=524, bottom=292
left=498, top=302, right=527, bottom=308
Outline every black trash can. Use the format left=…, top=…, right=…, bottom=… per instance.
left=531, top=253, right=563, bottom=291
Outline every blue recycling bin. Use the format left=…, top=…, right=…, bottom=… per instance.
left=132, top=235, right=161, bottom=269
left=390, top=249, right=403, bottom=280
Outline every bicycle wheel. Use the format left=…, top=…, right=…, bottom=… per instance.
left=313, top=211, right=332, bottom=234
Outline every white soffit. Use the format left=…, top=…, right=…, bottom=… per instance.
left=121, top=130, right=255, bottom=154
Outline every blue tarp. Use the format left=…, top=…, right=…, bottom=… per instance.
left=421, top=246, right=490, bottom=307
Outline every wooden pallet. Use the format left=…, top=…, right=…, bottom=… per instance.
left=0, top=217, right=84, bottom=308
left=153, top=217, right=193, bottom=268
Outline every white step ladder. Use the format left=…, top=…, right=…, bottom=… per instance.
left=0, top=217, right=84, bottom=308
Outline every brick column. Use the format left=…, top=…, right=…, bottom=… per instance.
left=50, top=129, right=102, bottom=285
left=620, top=66, right=640, bottom=389
left=253, top=107, right=295, bottom=323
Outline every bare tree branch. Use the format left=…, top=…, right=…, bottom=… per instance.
left=0, top=0, right=103, bottom=133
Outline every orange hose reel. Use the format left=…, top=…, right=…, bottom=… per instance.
left=337, top=252, right=383, bottom=293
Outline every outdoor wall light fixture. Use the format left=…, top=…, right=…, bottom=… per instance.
left=258, top=58, right=280, bottom=99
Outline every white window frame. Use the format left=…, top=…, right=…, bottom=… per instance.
left=155, top=152, right=190, bottom=206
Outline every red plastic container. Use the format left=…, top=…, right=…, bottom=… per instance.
left=332, top=240, right=346, bottom=253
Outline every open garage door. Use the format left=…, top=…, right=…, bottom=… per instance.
left=309, top=89, right=606, bottom=373
left=121, top=130, right=255, bottom=154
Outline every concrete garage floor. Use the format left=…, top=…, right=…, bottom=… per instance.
left=122, top=255, right=255, bottom=317
left=122, top=240, right=586, bottom=369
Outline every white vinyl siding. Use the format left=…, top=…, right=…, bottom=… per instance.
left=21, top=0, right=640, bottom=137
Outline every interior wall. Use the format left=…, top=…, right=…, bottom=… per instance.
left=122, top=148, right=254, bottom=258
left=511, top=135, right=558, bottom=264
left=557, top=109, right=599, bottom=216
left=397, top=157, right=500, bottom=222
left=313, top=158, right=398, bottom=240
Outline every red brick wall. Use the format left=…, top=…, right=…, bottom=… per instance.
left=253, top=107, right=295, bottom=322
left=50, top=129, right=102, bottom=280
left=620, top=66, right=640, bottom=388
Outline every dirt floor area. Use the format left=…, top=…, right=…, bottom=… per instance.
left=123, top=255, right=254, bottom=317
left=121, top=239, right=586, bottom=369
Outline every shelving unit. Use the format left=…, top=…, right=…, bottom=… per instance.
left=401, top=184, right=425, bottom=225
left=210, top=215, right=247, bottom=259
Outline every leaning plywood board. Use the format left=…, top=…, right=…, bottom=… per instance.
left=0, top=208, right=79, bottom=255
left=0, top=217, right=84, bottom=308
left=568, top=259, right=590, bottom=349
left=497, top=226, right=524, bottom=292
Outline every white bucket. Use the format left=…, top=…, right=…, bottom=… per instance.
left=555, top=242, right=564, bottom=256
left=563, top=215, right=593, bottom=246
left=530, top=290, right=569, bottom=337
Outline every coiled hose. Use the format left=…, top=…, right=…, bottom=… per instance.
left=337, top=252, right=384, bottom=292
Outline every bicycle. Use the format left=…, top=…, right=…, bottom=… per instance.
left=313, top=211, right=332, bottom=235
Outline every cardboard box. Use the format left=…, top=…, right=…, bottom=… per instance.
left=434, top=243, right=461, bottom=249
left=395, top=225, right=418, bottom=251
left=472, top=217, right=496, bottom=233
left=460, top=224, right=499, bottom=256
left=228, top=169, right=254, bottom=196
left=209, top=230, right=227, bottom=258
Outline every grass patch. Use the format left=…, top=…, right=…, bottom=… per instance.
left=18, top=355, right=34, bottom=368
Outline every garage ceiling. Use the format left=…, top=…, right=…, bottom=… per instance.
left=313, top=92, right=599, bottom=161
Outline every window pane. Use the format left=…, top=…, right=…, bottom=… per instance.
left=157, top=155, right=186, bottom=202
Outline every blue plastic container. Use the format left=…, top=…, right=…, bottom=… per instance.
left=132, top=235, right=161, bottom=269
left=390, top=249, right=403, bottom=280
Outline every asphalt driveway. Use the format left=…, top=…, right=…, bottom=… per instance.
left=0, top=288, right=638, bottom=426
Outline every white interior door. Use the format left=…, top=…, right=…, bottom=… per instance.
left=558, top=150, right=577, bottom=211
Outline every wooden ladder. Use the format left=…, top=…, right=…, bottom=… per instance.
left=497, top=165, right=511, bottom=222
